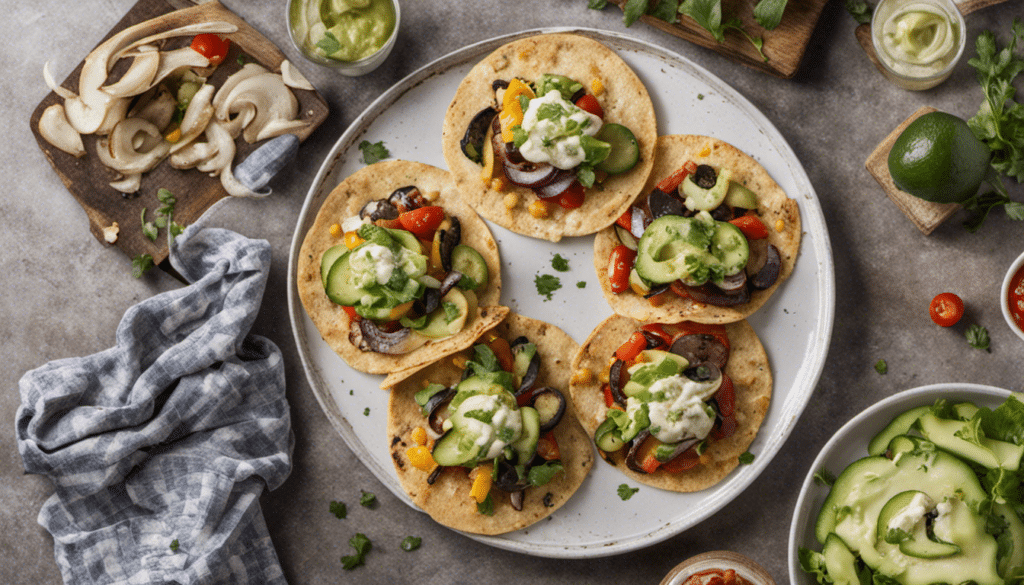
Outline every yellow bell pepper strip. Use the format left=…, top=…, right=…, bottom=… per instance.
left=406, top=445, right=437, bottom=473
left=499, top=78, right=535, bottom=143
left=469, top=462, right=494, bottom=503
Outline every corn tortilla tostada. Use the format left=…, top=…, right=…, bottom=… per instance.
left=569, top=314, right=771, bottom=492
left=388, top=313, right=593, bottom=535
left=594, top=134, right=801, bottom=324
left=296, top=160, right=508, bottom=383
left=441, top=33, right=657, bottom=242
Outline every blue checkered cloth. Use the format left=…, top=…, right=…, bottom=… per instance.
left=15, top=226, right=293, bottom=585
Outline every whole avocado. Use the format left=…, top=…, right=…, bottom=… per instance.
left=887, top=111, right=991, bottom=204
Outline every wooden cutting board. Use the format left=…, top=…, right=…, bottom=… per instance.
left=29, top=0, right=329, bottom=264
left=609, top=0, right=829, bottom=78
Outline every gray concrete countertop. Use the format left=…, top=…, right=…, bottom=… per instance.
left=3, top=1, right=1022, bottom=583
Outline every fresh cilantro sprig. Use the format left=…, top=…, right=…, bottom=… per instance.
left=133, top=188, right=185, bottom=278
left=341, top=533, right=371, bottom=570
left=963, top=20, right=1024, bottom=231
left=617, top=483, right=640, bottom=500
left=535, top=274, right=562, bottom=301
left=966, top=324, right=992, bottom=352
left=358, top=140, right=390, bottom=165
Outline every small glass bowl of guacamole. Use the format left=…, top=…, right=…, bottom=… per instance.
left=870, top=0, right=965, bottom=90
left=287, top=0, right=400, bottom=76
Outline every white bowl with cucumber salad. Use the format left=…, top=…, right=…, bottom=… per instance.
left=789, top=384, right=1024, bottom=585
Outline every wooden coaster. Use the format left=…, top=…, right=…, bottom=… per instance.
left=865, top=106, right=960, bottom=235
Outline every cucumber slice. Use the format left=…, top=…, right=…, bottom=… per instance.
left=867, top=405, right=930, bottom=456
left=451, top=244, right=489, bottom=291
left=682, top=168, right=732, bottom=211
left=385, top=227, right=423, bottom=254
left=724, top=181, right=758, bottom=210
left=595, top=123, right=640, bottom=175
left=917, top=412, right=1024, bottom=470
left=320, top=244, right=348, bottom=287
left=324, top=251, right=365, bottom=306
left=595, top=417, right=625, bottom=452
left=432, top=429, right=482, bottom=467
left=821, top=533, right=860, bottom=585
left=710, top=221, right=749, bottom=276
left=512, top=406, right=540, bottom=465
left=415, top=289, right=469, bottom=339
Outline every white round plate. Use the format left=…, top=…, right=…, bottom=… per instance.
left=287, top=27, right=835, bottom=558
left=788, top=383, right=1016, bottom=584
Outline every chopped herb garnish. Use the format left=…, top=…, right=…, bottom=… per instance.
left=476, top=493, right=496, bottom=515
left=528, top=461, right=565, bottom=486
left=363, top=407, right=370, bottom=416
left=317, top=31, right=342, bottom=55
left=535, top=274, right=562, bottom=301
left=169, top=539, right=179, bottom=552
left=400, top=536, right=422, bottom=551
left=442, top=301, right=460, bottom=323
left=358, top=140, right=390, bottom=165
left=341, top=533, right=371, bottom=570
left=551, top=253, right=570, bottom=272
left=966, top=324, right=992, bottom=352
left=329, top=500, right=347, bottom=519
left=576, top=280, right=587, bottom=288
left=874, top=359, right=887, bottom=374
left=132, top=254, right=155, bottom=278
left=359, top=490, right=377, bottom=508
left=617, top=483, right=640, bottom=500
left=738, top=451, right=755, bottom=464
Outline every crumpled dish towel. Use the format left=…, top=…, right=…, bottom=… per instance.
left=15, top=225, right=293, bottom=585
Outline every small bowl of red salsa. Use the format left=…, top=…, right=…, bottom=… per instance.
left=1002, top=250, right=1024, bottom=342
left=659, top=551, right=776, bottom=585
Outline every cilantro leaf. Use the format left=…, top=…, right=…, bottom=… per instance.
left=753, top=0, right=788, bottom=30
left=132, top=254, right=155, bottom=278
left=329, top=500, right=348, bottom=519
left=617, top=483, right=640, bottom=500
left=358, top=140, right=390, bottom=165
left=576, top=280, right=587, bottom=288
left=476, top=493, right=496, bottom=515
left=738, top=451, right=755, bottom=464
left=966, top=324, right=992, bottom=352
left=535, top=274, right=562, bottom=301
left=317, top=31, right=342, bottom=55
left=169, top=539, right=180, bottom=552
left=400, top=536, right=422, bottom=551
left=359, top=490, right=377, bottom=508
left=551, top=253, right=570, bottom=272
left=341, top=533, right=371, bottom=570
left=527, top=461, right=565, bottom=486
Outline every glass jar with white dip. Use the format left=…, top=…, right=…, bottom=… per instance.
left=871, top=0, right=965, bottom=90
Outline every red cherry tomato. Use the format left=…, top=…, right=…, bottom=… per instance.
left=190, top=34, right=231, bottom=66
left=929, top=292, right=964, bottom=327
left=556, top=182, right=586, bottom=209
left=655, top=161, right=698, bottom=193
left=536, top=431, right=561, bottom=461
left=607, top=245, right=636, bottom=294
left=729, top=215, right=769, bottom=240
left=615, top=331, right=647, bottom=362
left=575, top=94, right=604, bottom=118
left=615, top=207, right=633, bottom=230
left=397, top=206, right=445, bottom=238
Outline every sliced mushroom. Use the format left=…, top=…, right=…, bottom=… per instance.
left=646, top=188, right=685, bottom=220
left=607, top=359, right=628, bottom=405
left=716, top=270, right=747, bottom=293
left=128, top=85, right=177, bottom=131
left=388, top=186, right=427, bottom=213
left=535, top=170, right=576, bottom=199
left=624, top=430, right=653, bottom=473
left=749, top=244, right=781, bottom=290
left=100, top=45, right=160, bottom=98
left=350, top=319, right=429, bottom=355
left=509, top=489, right=525, bottom=511
left=692, top=164, right=717, bottom=189
left=214, top=71, right=302, bottom=144
left=195, top=119, right=236, bottom=174
left=494, top=460, right=531, bottom=493
left=280, top=59, right=315, bottom=91
left=423, top=387, right=455, bottom=435
left=510, top=336, right=540, bottom=394
left=170, top=83, right=215, bottom=153
left=461, top=106, right=497, bottom=164
left=669, top=333, right=730, bottom=371
left=38, top=104, right=86, bottom=157
left=490, top=116, right=558, bottom=187
left=109, top=173, right=142, bottom=194
left=682, top=282, right=750, bottom=307
left=439, top=217, right=461, bottom=272
left=96, top=117, right=170, bottom=174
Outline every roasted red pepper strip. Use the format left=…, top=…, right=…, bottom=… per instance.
left=660, top=446, right=700, bottom=473
left=608, top=245, right=636, bottom=294
left=398, top=206, right=446, bottom=238
left=714, top=374, right=735, bottom=417
left=536, top=431, right=561, bottom=460
left=655, top=161, right=698, bottom=193
left=729, top=214, right=769, bottom=240
left=556, top=182, right=586, bottom=209
left=484, top=335, right=515, bottom=373
left=615, top=208, right=633, bottom=230
left=615, top=331, right=647, bottom=362
left=639, top=323, right=673, bottom=348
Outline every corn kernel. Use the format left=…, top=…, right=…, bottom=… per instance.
left=775, top=219, right=785, bottom=233
left=503, top=192, right=519, bottom=212
left=411, top=426, right=428, bottom=446
left=406, top=446, right=437, bottom=472
left=528, top=200, right=552, bottom=219
left=571, top=368, right=594, bottom=386
left=591, top=78, right=605, bottom=96
left=469, top=463, right=494, bottom=503
left=344, top=231, right=364, bottom=249
left=329, top=223, right=342, bottom=237
left=423, top=190, right=440, bottom=202
left=598, top=368, right=610, bottom=384
left=164, top=127, right=182, bottom=143
left=699, top=145, right=711, bottom=157
left=491, top=177, right=507, bottom=192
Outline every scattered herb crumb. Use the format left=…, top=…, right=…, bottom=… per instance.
left=738, top=451, right=755, bottom=464
left=349, top=390, right=354, bottom=395
left=400, top=536, right=422, bottom=551
left=874, top=359, right=887, bottom=375
left=341, top=533, right=371, bottom=570
left=236, top=54, right=247, bottom=66
left=329, top=500, right=347, bottom=519
left=813, top=467, right=836, bottom=488
left=551, top=253, right=570, bottom=272
left=359, top=490, right=377, bottom=508
left=576, top=281, right=587, bottom=289
left=535, top=274, right=562, bottom=301
left=363, top=407, right=370, bottom=416
left=697, top=93, right=705, bottom=100
left=617, top=483, right=640, bottom=500
left=169, top=539, right=179, bottom=552
left=358, top=140, right=390, bottom=165
left=966, top=324, right=991, bottom=352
